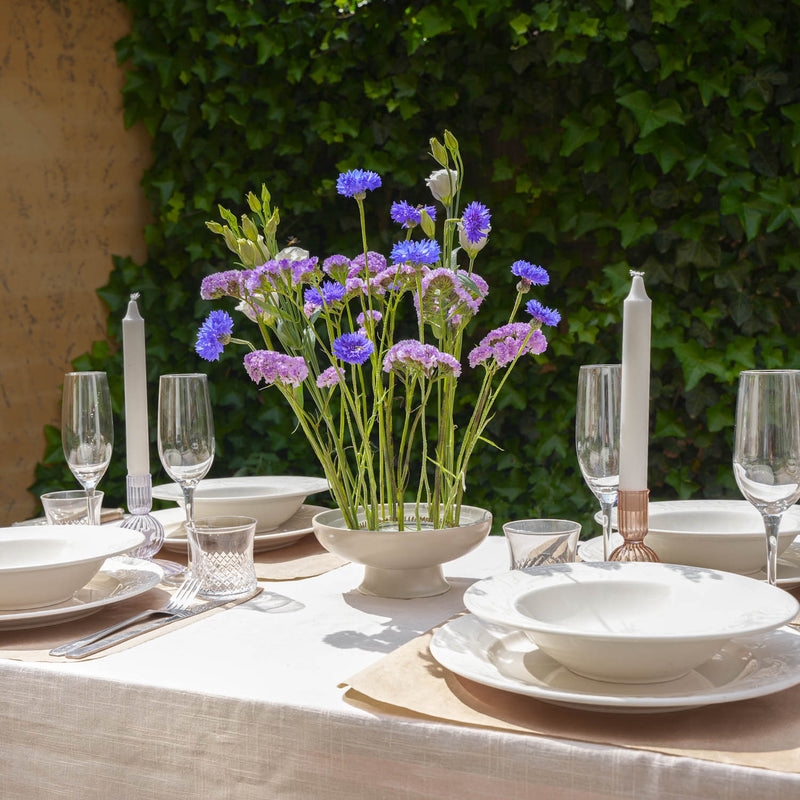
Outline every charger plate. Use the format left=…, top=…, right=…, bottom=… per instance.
left=429, top=614, right=800, bottom=713
left=0, top=557, right=162, bottom=631
left=579, top=534, right=800, bottom=589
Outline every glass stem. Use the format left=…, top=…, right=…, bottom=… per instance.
left=86, top=486, right=100, bottom=526
left=764, top=513, right=781, bottom=587
left=600, top=497, right=616, bottom=561
left=182, top=484, right=197, bottom=575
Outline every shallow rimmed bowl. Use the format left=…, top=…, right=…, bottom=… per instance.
left=0, top=524, right=145, bottom=609
left=153, top=475, right=329, bottom=532
left=595, top=500, right=800, bottom=574
left=463, top=562, right=799, bottom=684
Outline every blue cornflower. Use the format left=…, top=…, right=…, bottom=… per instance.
left=304, top=280, right=346, bottom=309
left=390, top=201, right=437, bottom=229
left=336, top=169, right=382, bottom=199
left=332, top=332, right=375, bottom=365
left=390, top=239, right=441, bottom=266
left=526, top=299, right=561, bottom=327
left=195, top=310, right=234, bottom=361
left=461, top=202, right=491, bottom=245
left=511, top=261, right=549, bottom=286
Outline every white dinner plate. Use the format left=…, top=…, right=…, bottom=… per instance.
left=0, top=557, right=163, bottom=630
left=154, top=504, right=328, bottom=553
left=579, top=534, right=800, bottom=589
left=429, top=614, right=800, bottom=713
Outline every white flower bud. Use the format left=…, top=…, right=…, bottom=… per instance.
left=426, top=168, right=459, bottom=204
left=458, top=221, right=490, bottom=256
left=276, top=245, right=311, bottom=261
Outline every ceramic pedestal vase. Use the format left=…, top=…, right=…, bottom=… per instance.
left=312, top=504, right=492, bottom=599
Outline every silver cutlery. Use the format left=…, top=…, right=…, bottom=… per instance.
left=56, top=586, right=262, bottom=659
left=50, top=576, right=201, bottom=657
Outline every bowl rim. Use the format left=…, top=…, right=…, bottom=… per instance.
left=0, top=525, right=144, bottom=574
left=464, top=562, right=800, bottom=643
left=152, top=475, right=329, bottom=504
left=597, top=499, right=800, bottom=535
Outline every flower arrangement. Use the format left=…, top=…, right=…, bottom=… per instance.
left=197, top=132, right=560, bottom=531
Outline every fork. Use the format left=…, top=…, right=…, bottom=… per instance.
left=50, top=576, right=201, bottom=657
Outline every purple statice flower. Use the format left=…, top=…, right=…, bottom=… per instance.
left=468, top=323, right=548, bottom=369
left=343, top=275, right=370, bottom=298
left=244, top=350, right=308, bottom=388
left=316, top=365, right=343, bottom=388
left=390, top=239, right=441, bottom=267
left=349, top=251, right=387, bottom=277
left=289, top=257, right=319, bottom=285
left=511, top=261, right=549, bottom=286
left=304, top=280, right=346, bottom=310
left=417, top=268, right=487, bottom=324
left=332, top=332, right=374, bottom=365
left=526, top=298, right=562, bottom=327
left=336, top=169, right=382, bottom=199
left=356, top=310, right=383, bottom=327
left=200, top=270, right=243, bottom=300
left=195, top=310, right=234, bottom=362
left=460, top=202, right=491, bottom=245
left=390, top=201, right=437, bottom=229
left=382, top=340, right=461, bottom=378
left=373, top=263, right=423, bottom=293
left=322, top=254, right=351, bottom=280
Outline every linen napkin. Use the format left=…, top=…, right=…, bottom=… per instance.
left=0, top=585, right=259, bottom=663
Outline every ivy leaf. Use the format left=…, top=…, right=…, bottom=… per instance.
left=617, top=91, right=686, bottom=137
left=616, top=210, right=657, bottom=248
left=414, top=6, right=452, bottom=38
left=559, top=113, right=599, bottom=157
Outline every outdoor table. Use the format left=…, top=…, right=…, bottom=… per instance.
left=1, top=536, right=798, bottom=799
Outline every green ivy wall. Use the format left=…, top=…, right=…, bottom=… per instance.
left=33, top=0, right=800, bottom=534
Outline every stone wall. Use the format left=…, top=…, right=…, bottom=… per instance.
left=0, top=0, right=151, bottom=524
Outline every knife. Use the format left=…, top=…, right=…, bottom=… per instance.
left=62, top=587, right=262, bottom=659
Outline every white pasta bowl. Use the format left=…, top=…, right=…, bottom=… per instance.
left=153, top=475, right=329, bottom=533
left=0, top=525, right=145, bottom=610
left=646, top=500, right=800, bottom=574
left=463, top=562, right=799, bottom=684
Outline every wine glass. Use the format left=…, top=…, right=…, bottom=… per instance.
left=733, top=369, right=800, bottom=586
left=157, top=374, right=215, bottom=575
left=61, top=372, right=114, bottom=526
left=576, top=364, right=622, bottom=560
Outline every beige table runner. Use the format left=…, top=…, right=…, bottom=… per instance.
left=343, top=621, right=800, bottom=774
left=0, top=586, right=259, bottom=663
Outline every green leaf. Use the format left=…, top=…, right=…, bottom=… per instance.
left=617, top=91, right=686, bottom=137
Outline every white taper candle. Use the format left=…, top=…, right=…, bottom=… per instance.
left=618, top=271, right=652, bottom=491
left=122, top=293, right=150, bottom=476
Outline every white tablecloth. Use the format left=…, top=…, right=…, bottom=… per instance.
left=1, top=536, right=798, bottom=800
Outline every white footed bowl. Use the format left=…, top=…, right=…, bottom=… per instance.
left=0, top=525, right=145, bottom=609
left=153, top=475, right=329, bottom=532
left=464, top=562, right=799, bottom=684
left=313, top=504, right=492, bottom=598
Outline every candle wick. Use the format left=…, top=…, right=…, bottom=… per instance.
left=629, top=269, right=645, bottom=277
left=130, top=292, right=141, bottom=301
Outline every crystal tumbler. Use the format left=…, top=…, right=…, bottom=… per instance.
left=191, top=515, right=258, bottom=598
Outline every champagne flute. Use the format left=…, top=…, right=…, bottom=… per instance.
left=733, top=370, right=800, bottom=586
left=61, top=372, right=114, bottom=526
left=576, top=364, right=622, bottom=560
left=157, top=374, right=215, bottom=575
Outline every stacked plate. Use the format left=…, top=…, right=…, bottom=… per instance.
left=0, top=525, right=162, bottom=630
left=431, top=562, right=800, bottom=712
left=152, top=475, right=330, bottom=553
